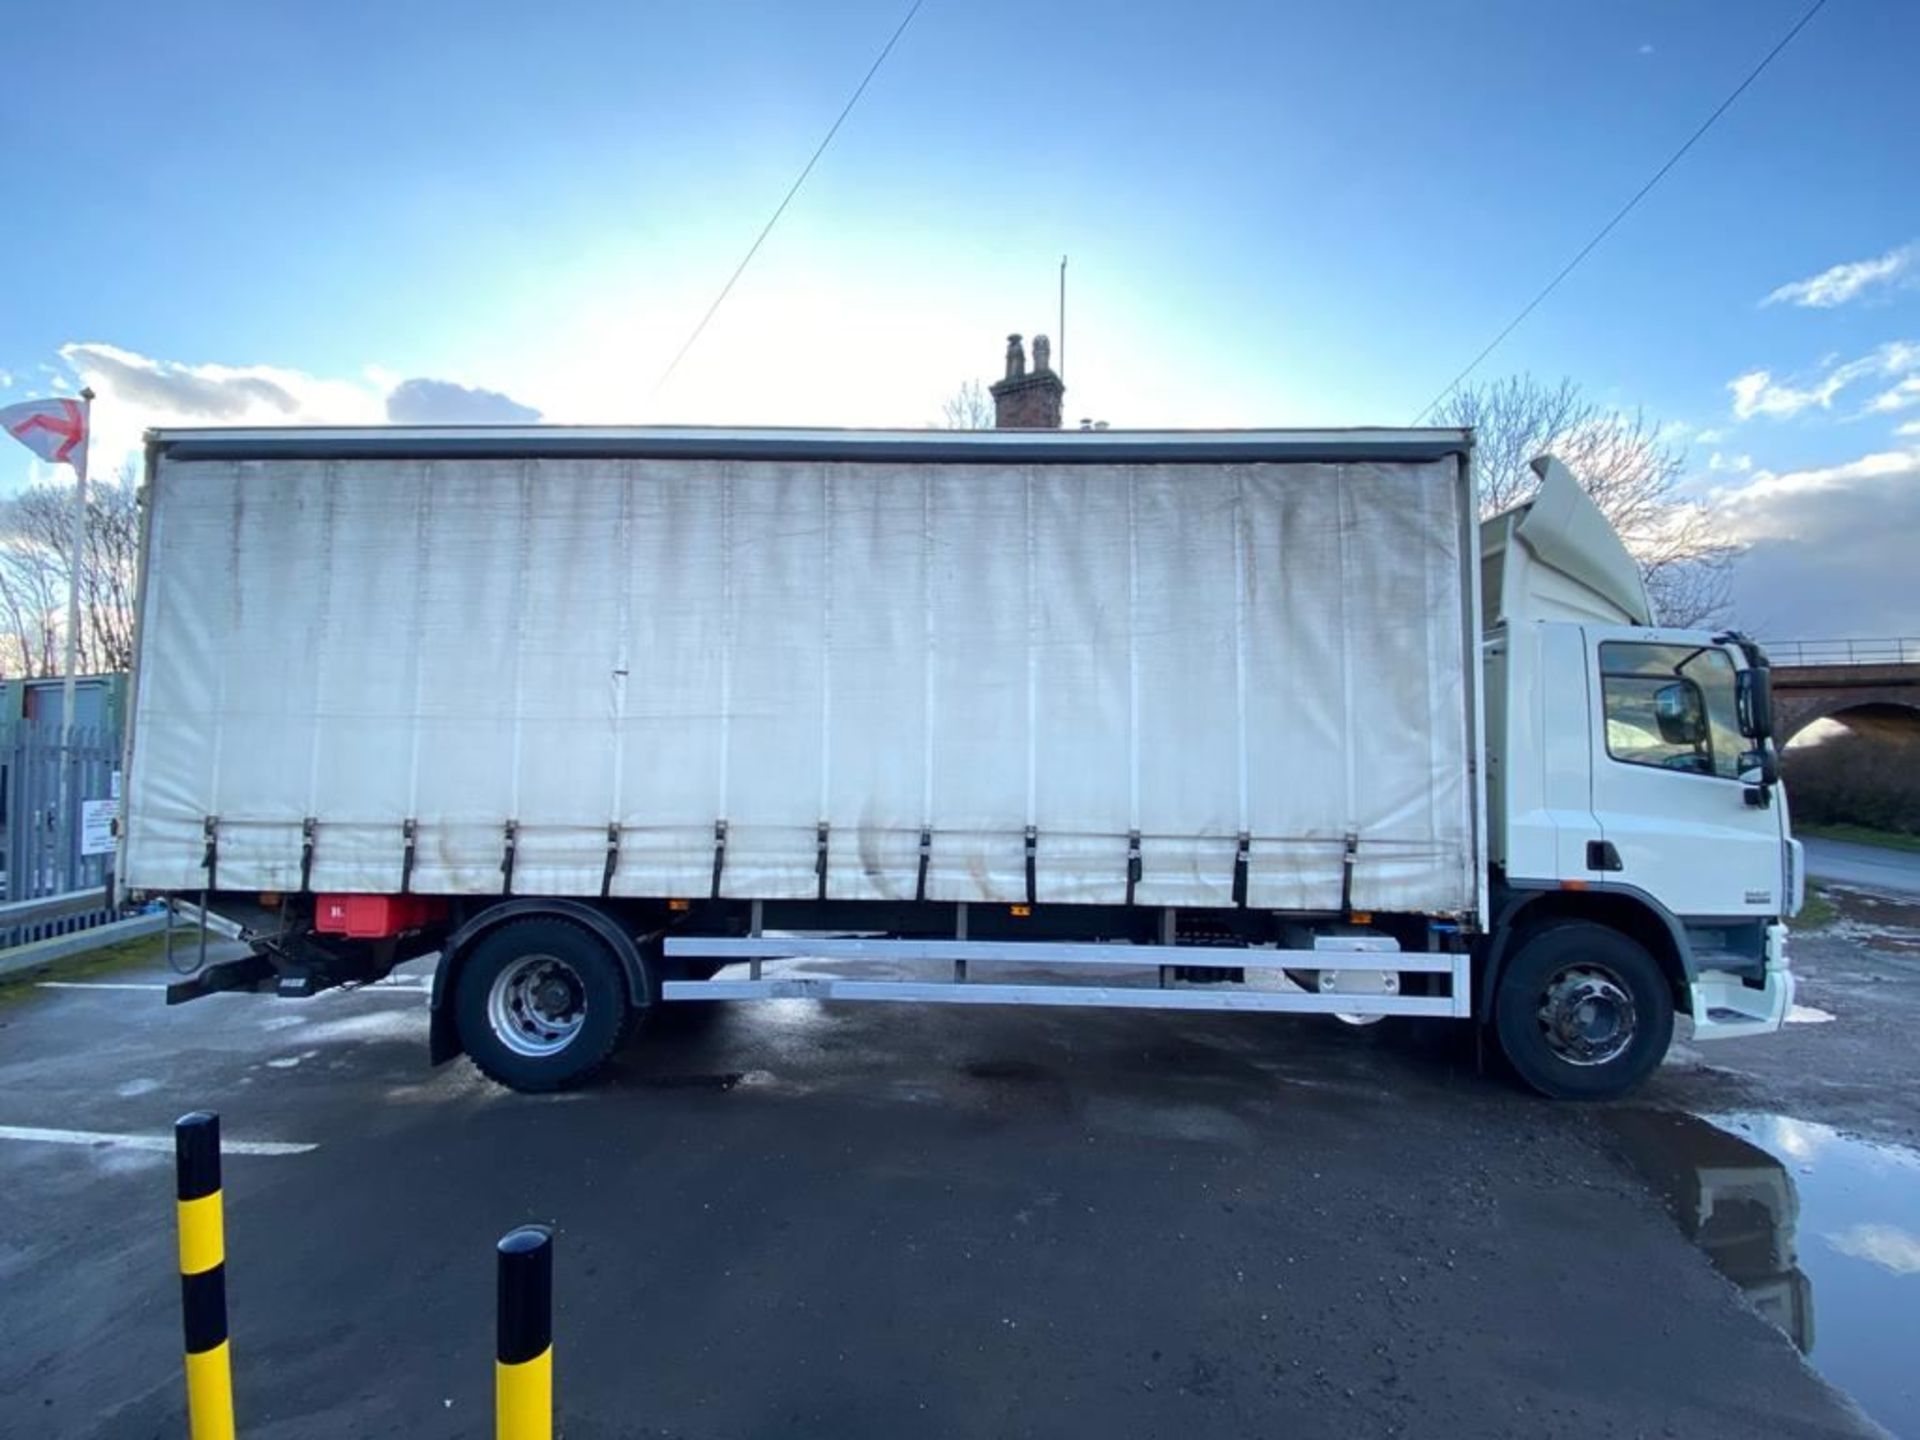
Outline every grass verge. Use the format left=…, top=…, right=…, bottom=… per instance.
left=1790, top=885, right=1838, bottom=931
left=0, top=930, right=177, bottom=999
left=1798, top=823, right=1920, bottom=854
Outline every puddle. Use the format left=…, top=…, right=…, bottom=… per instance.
left=1822, top=888, right=1920, bottom=955
left=1608, top=1109, right=1920, bottom=1437
left=1831, top=920, right=1920, bottom=956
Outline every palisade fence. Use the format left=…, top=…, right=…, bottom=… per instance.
left=0, top=722, right=123, bottom=948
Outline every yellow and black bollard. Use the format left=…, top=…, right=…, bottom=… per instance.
left=496, top=1225, right=554, bottom=1440
left=175, top=1111, right=236, bottom=1440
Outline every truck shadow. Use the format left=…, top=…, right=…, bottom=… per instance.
left=601, top=1001, right=1495, bottom=1116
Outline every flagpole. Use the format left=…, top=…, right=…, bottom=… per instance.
left=59, top=387, right=93, bottom=744
left=57, top=387, right=93, bottom=892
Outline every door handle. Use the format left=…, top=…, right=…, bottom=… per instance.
left=1586, top=840, right=1623, bottom=872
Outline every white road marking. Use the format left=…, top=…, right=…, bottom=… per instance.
left=0, top=1124, right=316, bottom=1155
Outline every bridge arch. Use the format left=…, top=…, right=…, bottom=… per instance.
left=1768, top=654, right=1920, bottom=747
left=1776, top=691, right=1920, bottom=747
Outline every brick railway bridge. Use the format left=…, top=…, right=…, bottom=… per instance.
left=1766, top=638, right=1920, bottom=744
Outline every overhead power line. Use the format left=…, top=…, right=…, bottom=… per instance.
left=1414, top=0, right=1830, bottom=423
left=652, top=0, right=929, bottom=398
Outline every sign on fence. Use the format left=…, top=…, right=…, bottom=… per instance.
left=81, top=798, right=118, bottom=857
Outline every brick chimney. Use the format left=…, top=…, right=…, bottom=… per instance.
left=990, top=332, right=1065, bottom=429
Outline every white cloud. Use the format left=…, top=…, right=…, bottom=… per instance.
left=1898, top=419, right=1920, bottom=437
left=1727, top=340, right=1920, bottom=421
left=1729, top=369, right=1832, bottom=420
left=1637, top=42, right=1655, bottom=55
left=1715, top=446, right=1919, bottom=512
left=0, top=369, right=12, bottom=389
left=1866, top=374, right=1920, bottom=414
left=58, top=342, right=384, bottom=476
left=40, top=343, right=538, bottom=482
left=385, top=378, right=542, bottom=424
left=1692, top=426, right=1726, bottom=445
left=1763, top=242, right=1918, bottom=309
left=1706, top=451, right=1753, bottom=473
left=1825, top=1222, right=1920, bottom=1276
left=1714, top=445, right=1920, bottom=636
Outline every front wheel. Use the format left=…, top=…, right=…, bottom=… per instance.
left=453, top=918, right=637, bottom=1092
left=1493, top=922, right=1674, bottom=1101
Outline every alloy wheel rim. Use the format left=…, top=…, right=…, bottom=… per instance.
left=487, top=954, right=587, bottom=1057
left=1536, top=963, right=1636, bottom=1067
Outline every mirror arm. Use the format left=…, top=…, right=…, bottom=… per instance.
left=1742, top=745, right=1779, bottom=808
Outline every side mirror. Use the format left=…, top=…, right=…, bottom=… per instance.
left=1653, top=681, right=1708, bottom=746
left=1736, top=666, right=1774, bottom=740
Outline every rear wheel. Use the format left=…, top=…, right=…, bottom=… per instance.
left=454, top=918, right=637, bottom=1092
left=1494, top=922, right=1674, bottom=1101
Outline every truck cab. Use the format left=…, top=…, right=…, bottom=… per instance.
left=1479, top=458, right=1796, bottom=1097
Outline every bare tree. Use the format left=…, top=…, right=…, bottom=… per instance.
left=0, top=530, right=62, bottom=678
left=80, top=472, right=140, bottom=672
left=1433, top=376, right=1736, bottom=627
left=936, top=379, right=995, bottom=430
left=0, top=465, right=141, bottom=678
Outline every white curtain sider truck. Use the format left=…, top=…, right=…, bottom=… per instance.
left=118, top=427, right=1798, bottom=1097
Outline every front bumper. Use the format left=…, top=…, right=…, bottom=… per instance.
left=1690, top=922, right=1794, bottom=1041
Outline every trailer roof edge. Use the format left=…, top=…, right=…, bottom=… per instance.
left=146, top=425, right=1474, bottom=466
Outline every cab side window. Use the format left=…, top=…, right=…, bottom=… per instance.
left=1599, top=642, right=1742, bottom=780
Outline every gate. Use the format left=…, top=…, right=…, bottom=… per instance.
left=1, top=722, right=122, bottom=938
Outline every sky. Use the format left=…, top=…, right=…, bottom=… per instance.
left=3, top=0, right=1917, bottom=639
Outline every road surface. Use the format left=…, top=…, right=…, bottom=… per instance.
left=1803, top=836, right=1920, bottom=897
left=0, top=941, right=1888, bottom=1440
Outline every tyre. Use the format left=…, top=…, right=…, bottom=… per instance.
left=453, top=918, right=639, bottom=1092
left=1493, top=921, right=1674, bottom=1101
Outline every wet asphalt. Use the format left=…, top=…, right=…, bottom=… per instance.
left=1803, top=838, right=1920, bottom=899
left=1, top=900, right=1914, bottom=1440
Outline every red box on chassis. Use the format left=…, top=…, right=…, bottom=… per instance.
left=313, top=894, right=446, bottom=939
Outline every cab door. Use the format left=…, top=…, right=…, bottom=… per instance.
left=1584, top=630, right=1783, bottom=918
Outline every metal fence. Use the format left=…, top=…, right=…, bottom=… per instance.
left=1, top=722, right=121, bottom=926
left=1765, top=638, right=1920, bottom=667
left=0, top=886, right=127, bottom=951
